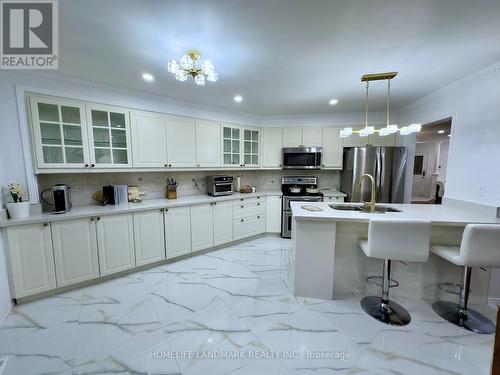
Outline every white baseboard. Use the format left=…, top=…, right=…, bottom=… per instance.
left=487, top=298, right=500, bottom=308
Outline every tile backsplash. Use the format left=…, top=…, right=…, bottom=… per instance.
left=37, top=170, right=340, bottom=208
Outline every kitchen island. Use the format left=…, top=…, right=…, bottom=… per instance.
left=285, top=201, right=500, bottom=304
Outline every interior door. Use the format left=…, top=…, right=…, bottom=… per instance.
left=412, top=152, right=429, bottom=198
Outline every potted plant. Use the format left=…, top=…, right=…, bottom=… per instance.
left=5, top=183, right=30, bottom=219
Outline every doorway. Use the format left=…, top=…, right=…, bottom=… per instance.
left=411, top=119, right=451, bottom=204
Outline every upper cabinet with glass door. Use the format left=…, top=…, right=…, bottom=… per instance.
left=222, top=124, right=241, bottom=167
left=86, top=104, right=131, bottom=168
left=243, top=128, right=260, bottom=167
left=29, top=96, right=90, bottom=169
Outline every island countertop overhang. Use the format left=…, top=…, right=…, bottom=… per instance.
left=290, top=201, right=500, bottom=226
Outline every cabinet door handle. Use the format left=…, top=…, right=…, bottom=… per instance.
left=165, top=208, right=168, bottom=212
left=214, top=202, right=217, bottom=205
left=240, top=219, right=244, bottom=222
left=96, top=217, right=101, bottom=221
left=168, top=164, right=172, bottom=167
left=43, top=222, right=49, bottom=227
left=90, top=217, right=95, bottom=221
left=241, top=205, right=244, bottom=208
left=197, top=164, right=200, bottom=167
left=91, top=164, right=95, bottom=168
left=84, top=164, right=89, bottom=167
left=240, top=199, right=243, bottom=201
left=257, top=216, right=260, bottom=219
left=164, top=164, right=168, bottom=167
left=257, top=203, right=260, bottom=206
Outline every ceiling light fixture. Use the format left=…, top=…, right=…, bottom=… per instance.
left=438, top=130, right=445, bottom=134
left=329, top=99, right=338, bottom=105
left=340, top=72, right=421, bottom=138
left=234, top=95, right=243, bottom=103
left=142, top=72, right=154, bottom=82
left=167, top=50, right=218, bottom=85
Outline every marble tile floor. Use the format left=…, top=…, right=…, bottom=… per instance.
left=0, top=236, right=495, bottom=375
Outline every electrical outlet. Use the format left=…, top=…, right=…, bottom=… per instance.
left=478, top=185, right=486, bottom=197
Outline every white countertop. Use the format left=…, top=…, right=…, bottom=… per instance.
left=0, top=191, right=283, bottom=228
left=319, top=189, right=347, bottom=197
left=291, top=201, right=500, bottom=226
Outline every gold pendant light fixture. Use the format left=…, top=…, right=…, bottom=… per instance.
left=167, top=50, right=218, bottom=85
left=340, top=72, right=421, bottom=138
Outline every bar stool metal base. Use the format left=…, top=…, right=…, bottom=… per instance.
left=432, top=301, right=495, bottom=334
left=361, top=296, right=411, bottom=326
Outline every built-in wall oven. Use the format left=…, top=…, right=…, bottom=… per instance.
left=282, top=147, right=322, bottom=170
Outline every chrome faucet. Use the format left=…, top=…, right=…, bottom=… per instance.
left=355, top=174, right=377, bottom=213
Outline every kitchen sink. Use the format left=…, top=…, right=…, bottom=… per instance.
left=329, top=204, right=401, bottom=213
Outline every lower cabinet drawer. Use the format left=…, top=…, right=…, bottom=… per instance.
left=233, top=202, right=266, bottom=218
left=233, top=215, right=266, bottom=240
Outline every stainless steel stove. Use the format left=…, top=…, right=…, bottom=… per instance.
left=281, top=176, right=323, bottom=238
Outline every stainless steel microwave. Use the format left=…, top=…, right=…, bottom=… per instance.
left=282, top=147, right=322, bottom=170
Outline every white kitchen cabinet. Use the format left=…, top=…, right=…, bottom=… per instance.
left=243, top=127, right=260, bottom=167
left=283, top=128, right=302, bottom=147
left=164, top=206, right=192, bottom=258
left=262, top=127, right=283, bottom=168
left=167, top=116, right=197, bottom=167
left=196, top=120, right=221, bottom=167
left=5, top=223, right=56, bottom=298
left=29, top=95, right=91, bottom=170
left=190, top=204, right=214, bottom=251
left=266, top=196, right=282, bottom=233
left=233, top=215, right=266, bottom=240
left=321, top=128, right=343, bottom=169
left=133, top=210, right=166, bottom=266
left=222, top=124, right=260, bottom=167
left=213, top=201, right=233, bottom=245
left=51, top=218, right=99, bottom=287
left=302, top=128, right=322, bottom=147
left=86, top=104, right=132, bottom=168
left=96, top=213, right=135, bottom=276
left=131, top=111, right=168, bottom=167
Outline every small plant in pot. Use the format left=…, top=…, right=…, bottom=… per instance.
left=5, top=183, right=30, bottom=219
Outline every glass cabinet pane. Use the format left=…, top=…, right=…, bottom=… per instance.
left=232, top=128, right=239, bottom=138
left=61, top=106, right=80, bottom=124
left=63, top=125, right=83, bottom=146
left=252, top=131, right=258, bottom=141
left=93, top=128, right=110, bottom=147
left=110, top=112, right=125, bottom=128
left=40, top=123, right=61, bottom=145
left=232, top=140, right=239, bottom=153
left=223, top=154, right=231, bottom=164
left=244, top=130, right=251, bottom=140
left=92, top=110, right=108, bottom=127
left=244, top=141, right=251, bottom=153
left=233, top=154, right=240, bottom=165
left=42, top=146, right=63, bottom=163
left=244, top=155, right=251, bottom=164
left=223, top=139, right=231, bottom=152
left=38, top=103, right=59, bottom=122
left=111, top=129, right=127, bottom=148
left=252, top=155, right=258, bottom=164
left=252, top=142, right=258, bottom=153
left=112, top=149, right=128, bottom=164
left=223, top=127, right=231, bottom=138
left=95, top=148, right=111, bottom=164
left=65, top=148, right=84, bottom=163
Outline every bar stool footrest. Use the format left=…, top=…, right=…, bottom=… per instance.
left=437, top=282, right=462, bottom=295
left=366, top=275, right=399, bottom=288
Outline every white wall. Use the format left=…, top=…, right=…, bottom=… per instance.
left=398, top=62, right=500, bottom=207
left=0, top=160, right=12, bottom=324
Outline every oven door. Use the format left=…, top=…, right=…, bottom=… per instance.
left=214, top=183, right=233, bottom=195
left=283, top=195, right=323, bottom=210
left=282, top=210, right=293, bottom=238
left=282, top=148, right=322, bottom=169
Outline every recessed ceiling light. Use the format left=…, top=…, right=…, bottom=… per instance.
left=234, top=95, right=243, bottom=103
left=142, top=72, right=154, bottom=82
left=329, top=99, right=339, bottom=106
left=438, top=130, right=445, bottom=134
left=447, top=134, right=451, bottom=137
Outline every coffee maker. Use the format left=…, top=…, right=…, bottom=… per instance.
left=41, top=184, right=72, bottom=214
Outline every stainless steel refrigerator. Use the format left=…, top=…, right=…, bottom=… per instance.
left=340, top=147, right=407, bottom=203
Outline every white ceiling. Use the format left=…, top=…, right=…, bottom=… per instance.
left=59, top=0, right=500, bottom=116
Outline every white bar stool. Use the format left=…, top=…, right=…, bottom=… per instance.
left=359, top=218, right=431, bottom=326
left=431, top=224, right=500, bottom=334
